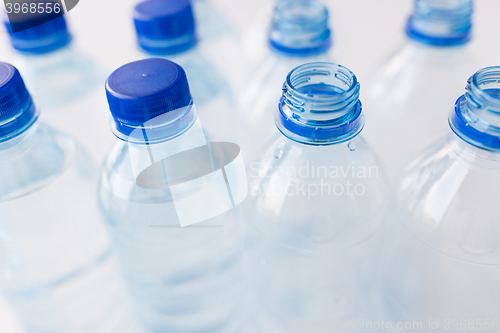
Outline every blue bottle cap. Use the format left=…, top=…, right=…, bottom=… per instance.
left=106, top=58, right=195, bottom=142
left=0, top=63, right=38, bottom=142
left=134, top=0, right=197, bottom=55
left=4, top=8, right=72, bottom=54
left=406, top=0, right=473, bottom=47
left=269, top=0, right=332, bottom=56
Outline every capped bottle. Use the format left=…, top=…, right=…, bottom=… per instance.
left=133, top=0, right=238, bottom=147
left=99, top=58, right=246, bottom=332
left=4, top=9, right=113, bottom=163
left=0, top=63, right=140, bottom=333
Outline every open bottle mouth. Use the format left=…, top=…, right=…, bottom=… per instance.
left=276, top=62, right=364, bottom=145
left=268, top=0, right=332, bottom=56
left=406, top=0, right=473, bottom=47
left=450, top=66, right=500, bottom=151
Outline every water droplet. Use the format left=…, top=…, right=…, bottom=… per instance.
left=260, top=259, right=267, bottom=266
left=348, top=141, right=356, bottom=151
left=274, top=148, right=283, bottom=159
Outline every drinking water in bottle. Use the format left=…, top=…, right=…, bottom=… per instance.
left=378, top=66, right=500, bottom=331
left=4, top=10, right=114, bottom=163
left=363, top=0, right=478, bottom=180
left=244, top=62, right=388, bottom=332
left=240, top=0, right=336, bottom=161
left=98, top=58, right=247, bottom=333
left=0, top=62, right=141, bottom=333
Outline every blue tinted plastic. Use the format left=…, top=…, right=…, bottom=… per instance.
left=269, top=0, right=331, bottom=56
left=106, top=58, right=195, bottom=142
left=5, top=15, right=72, bottom=54
left=0, top=63, right=38, bottom=142
left=134, top=0, right=197, bottom=55
left=406, top=0, right=473, bottom=46
left=276, top=62, right=364, bottom=145
left=450, top=66, right=500, bottom=150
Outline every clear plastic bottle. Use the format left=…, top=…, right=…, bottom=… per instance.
left=0, top=63, right=141, bottom=332
left=133, top=0, right=238, bottom=146
left=4, top=13, right=113, bottom=163
left=98, top=58, right=246, bottom=333
left=239, top=0, right=335, bottom=162
left=379, top=66, right=500, bottom=330
left=244, top=62, right=388, bottom=332
left=363, top=0, right=478, bottom=180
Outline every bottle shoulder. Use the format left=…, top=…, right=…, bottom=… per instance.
left=0, top=123, right=93, bottom=201
left=394, top=134, right=500, bottom=264
left=246, top=135, right=389, bottom=250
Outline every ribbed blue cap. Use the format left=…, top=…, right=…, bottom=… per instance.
left=5, top=9, right=72, bottom=54
left=0, top=63, right=37, bottom=142
left=106, top=58, right=194, bottom=141
left=134, top=0, right=197, bottom=55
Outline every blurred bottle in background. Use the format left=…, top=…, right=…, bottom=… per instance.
left=188, top=0, right=243, bottom=94
left=379, top=66, right=500, bottom=330
left=4, top=9, right=114, bottom=164
left=133, top=0, right=240, bottom=147
left=363, top=0, right=478, bottom=180
left=190, top=0, right=234, bottom=42
left=99, top=58, right=245, bottom=333
left=244, top=62, right=388, bottom=332
left=0, top=63, right=141, bottom=333
left=239, top=0, right=335, bottom=162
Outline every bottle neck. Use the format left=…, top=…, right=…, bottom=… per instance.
left=276, top=62, right=363, bottom=145
left=17, top=44, right=73, bottom=65
left=111, top=102, right=198, bottom=145
left=450, top=67, right=500, bottom=152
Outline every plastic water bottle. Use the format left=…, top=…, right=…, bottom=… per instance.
left=0, top=63, right=141, bottom=332
left=4, top=13, right=114, bottom=163
left=363, top=0, right=477, bottom=180
left=239, top=0, right=335, bottom=161
left=244, top=62, right=388, bottom=332
left=378, top=66, right=500, bottom=331
left=133, top=0, right=238, bottom=146
left=4, top=14, right=103, bottom=109
left=99, top=58, right=246, bottom=333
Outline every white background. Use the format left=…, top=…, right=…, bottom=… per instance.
left=0, top=0, right=499, bottom=331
